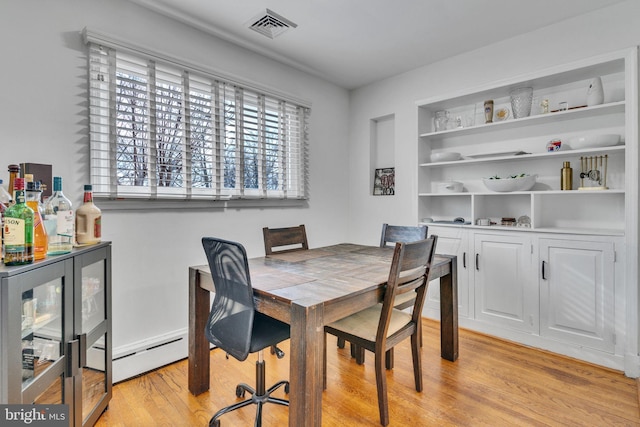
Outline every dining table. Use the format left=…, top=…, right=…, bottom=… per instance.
left=188, top=243, right=458, bottom=427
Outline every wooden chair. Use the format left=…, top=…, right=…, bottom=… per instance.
left=340, top=223, right=429, bottom=362
left=262, top=224, right=308, bottom=355
left=323, top=236, right=438, bottom=426
left=380, top=223, right=428, bottom=249
left=262, top=224, right=309, bottom=255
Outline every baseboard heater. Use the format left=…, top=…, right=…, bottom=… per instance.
left=112, top=332, right=189, bottom=383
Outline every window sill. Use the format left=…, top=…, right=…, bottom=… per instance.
left=95, top=198, right=309, bottom=211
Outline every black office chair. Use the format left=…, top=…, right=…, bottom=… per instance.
left=202, top=237, right=291, bottom=427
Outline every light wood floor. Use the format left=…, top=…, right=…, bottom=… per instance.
left=96, top=319, right=639, bottom=426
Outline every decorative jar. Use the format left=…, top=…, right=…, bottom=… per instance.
left=510, top=87, right=533, bottom=118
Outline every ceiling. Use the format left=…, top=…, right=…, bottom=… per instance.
left=127, top=0, right=625, bottom=90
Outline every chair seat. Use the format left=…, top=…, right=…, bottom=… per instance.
left=250, top=313, right=290, bottom=353
left=326, top=304, right=412, bottom=343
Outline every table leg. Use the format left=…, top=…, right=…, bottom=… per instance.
left=188, top=267, right=211, bottom=395
left=289, top=300, right=324, bottom=426
left=439, top=256, right=459, bottom=361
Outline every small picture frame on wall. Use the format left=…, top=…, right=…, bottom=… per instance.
left=373, top=167, right=395, bottom=195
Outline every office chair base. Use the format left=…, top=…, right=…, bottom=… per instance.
left=209, top=361, right=289, bottom=427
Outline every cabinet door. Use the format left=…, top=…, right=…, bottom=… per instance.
left=424, top=226, right=470, bottom=318
left=539, top=238, right=615, bottom=353
left=73, top=246, right=112, bottom=427
left=474, top=233, right=535, bottom=332
left=1, top=259, right=74, bottom=407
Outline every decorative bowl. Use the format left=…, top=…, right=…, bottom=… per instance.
left=433, top=180, right=464, bottom=193
left=430, top=152, right=461, bottom=162
left=567, top=134, right=620, bottom=149
left=482, top=174, right=537, bottom=192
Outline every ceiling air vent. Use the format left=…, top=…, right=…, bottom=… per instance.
left=248, top=9, right=297, bottom=39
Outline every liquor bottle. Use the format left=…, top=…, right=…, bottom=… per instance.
left=0, top=179, right=11, bottom=261
left=26, top=181, right=48, bottom=260
left=3, top=177, right=34, bottom=266
left=44, top=177, right=74, bottom=255
left=0, top=179, right=11, bottom=206
left=7, top=164, right=19, bottom=205
left=75, top=184, right=101, bottom=245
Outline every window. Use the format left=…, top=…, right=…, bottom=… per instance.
left=85, top=35, right=309, bottom=202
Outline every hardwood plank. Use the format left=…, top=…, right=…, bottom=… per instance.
left=96, top=319, right=639, bottom=426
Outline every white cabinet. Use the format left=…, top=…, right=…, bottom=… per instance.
left=473, top=232, right=535, bottom=333
left=416, top=48, right=637, bottom=373
left=539, top=237, right=615, bottom=353
left=424, top=226, right=470, bottom=318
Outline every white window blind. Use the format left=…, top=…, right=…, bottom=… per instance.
left=86, top=39, right=309, bottom=201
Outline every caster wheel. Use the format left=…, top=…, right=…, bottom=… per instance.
left=284, top=383, right=290, bottom=394
left=235, top=385, right=245, bottom=398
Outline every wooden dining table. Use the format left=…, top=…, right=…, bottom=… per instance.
left=188, top=243, right=458, bottom=427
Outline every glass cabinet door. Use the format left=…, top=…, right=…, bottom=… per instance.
left=22, top=280, right=62, bottom=386
left=10, top=258, right=75, bottom=407
left=74, top=246, right=111, bottom=427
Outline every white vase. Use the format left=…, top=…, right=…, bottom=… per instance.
left=587, top=77, right=604, bottom=106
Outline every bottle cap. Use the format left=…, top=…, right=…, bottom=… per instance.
left=26, top=181, right=41, bottom=191
left=8, top=164, right=20, bottom=173
left=84, top=184, right=92, bottom=191
left=14, top=177, right=25, bottom=191
left=53, top=176, right=62, bottom=191
left=563, top=161, right=571, bottom=167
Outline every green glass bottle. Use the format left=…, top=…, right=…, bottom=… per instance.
left=3, top=177, right=34, bottom=265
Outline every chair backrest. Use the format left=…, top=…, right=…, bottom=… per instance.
left=263, top=224, right=309, bottom=255
left=201, top=237, right=255, bottom=362
left=377, top=236, right=438, bottom=341
left=380, top=223, right=428, bottom=248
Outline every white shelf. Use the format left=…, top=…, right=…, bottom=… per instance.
left=424, top=222, right=624, bottom=236
left=421, top=145, right=626, bottom=168
left=419, top=189, right=625, bottom=196
left=419, top=101, right=625, bottom=138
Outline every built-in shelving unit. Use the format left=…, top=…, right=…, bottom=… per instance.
left=417, top=47, right=639, bottom=375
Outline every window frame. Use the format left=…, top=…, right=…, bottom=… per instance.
left=83, top=28, right=310, bottom=207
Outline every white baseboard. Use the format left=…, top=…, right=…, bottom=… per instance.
left=624, top=352, right=640, bottom=378
left=112, top=329, right=189, bottom=383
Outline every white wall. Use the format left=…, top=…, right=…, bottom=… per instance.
left=0, top=0, right=350, bottom=377
left=348, top=0, right=640, bottom=242
left=348, top=0, right=640, bottom=373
